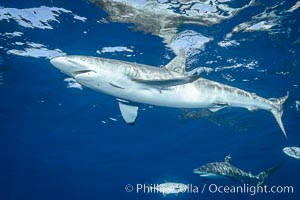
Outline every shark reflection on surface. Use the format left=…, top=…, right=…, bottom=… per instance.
left=90, top=0, right=256, bottom=44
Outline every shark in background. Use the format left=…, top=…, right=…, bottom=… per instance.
left=193, top=155, right=282, bottom=186
left=146, top=182, right=188, bottom=196
left=50, top=52, right=288, bottom=138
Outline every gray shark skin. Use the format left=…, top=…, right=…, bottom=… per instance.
left=193, top=155, right=282, bottom=186
left=50, top=53, right=288, bottom=137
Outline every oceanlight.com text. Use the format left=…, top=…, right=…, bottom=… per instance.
left=207, top=183, right=294, bottom=195
left=124, top=183, right=294, bottom=196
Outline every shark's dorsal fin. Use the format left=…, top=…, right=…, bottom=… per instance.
left=164, top=51, right=186, bottom=74
left=133, top=75, right=199, bottom=89
left=117, top=99, right=139, bottom=125
left=225, top=155, right=231, bottom=163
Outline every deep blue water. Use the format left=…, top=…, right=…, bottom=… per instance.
left=1, top=0, right=300, bottom=199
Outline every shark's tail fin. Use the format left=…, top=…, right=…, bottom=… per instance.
left=257, top=163, right=283, bottom=186
left=269, top=92, right=289, bottom=139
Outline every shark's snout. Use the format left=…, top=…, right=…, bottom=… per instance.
left=50, top=56, right=68, bottom=69
left=50, top=56, right=90, bottom=77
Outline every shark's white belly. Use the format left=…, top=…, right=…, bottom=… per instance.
left=94, top=77, right=274, bottom=112
left=126, top=83, right=211, bottom=108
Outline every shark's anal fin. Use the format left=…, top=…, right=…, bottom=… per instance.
left=164, top=50, right=186, bottom=74
left=117, top=99, right=139, bottom=125
left=209, top=106, right=225, bottom=113
left=209, top=102, right=228, bottom=112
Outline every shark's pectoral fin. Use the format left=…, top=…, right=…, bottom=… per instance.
left=117, top=99, right=139, bottom=125
left=132, top=75, right=199, bottom=88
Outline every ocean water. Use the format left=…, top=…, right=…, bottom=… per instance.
left=0, top=0, right=300, bottom=199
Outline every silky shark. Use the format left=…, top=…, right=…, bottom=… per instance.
left=193, top=155, right=281, bottom=186
left=50, top=52, right=288, bottom=137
